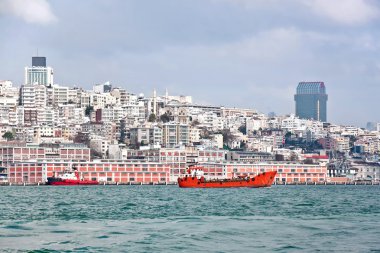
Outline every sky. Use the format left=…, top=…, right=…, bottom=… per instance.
left=0, top=0, right=379, bottom=127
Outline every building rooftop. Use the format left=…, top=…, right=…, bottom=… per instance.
left=296, top=82, right=326, bottom=94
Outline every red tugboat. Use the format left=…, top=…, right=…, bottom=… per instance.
left=178, top=166, right=277, bottom=188
left=46, top=167, right=98, bottom=186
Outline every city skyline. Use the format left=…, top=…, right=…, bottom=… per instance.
left=1, top=0, right=380, bottom=127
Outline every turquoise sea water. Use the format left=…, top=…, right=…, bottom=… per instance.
left=0, top=185, right=379, bottom=252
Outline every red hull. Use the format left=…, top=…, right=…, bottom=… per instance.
left=178, top=171, right=277, bottom=188
left=47, top=179, right=98, bottom=186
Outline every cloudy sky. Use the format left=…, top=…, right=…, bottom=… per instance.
left=1, top=0, right=379, bottom=126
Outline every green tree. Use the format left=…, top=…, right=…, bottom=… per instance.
left=148, top=113, right=156, bottom=122
left=85, top=106, right=94, bottom=116
left=160, top=112, right=170, bottom=123
left=238, top=124, right=247, bottom=135
left=240, top=141, right=247, bottom=149
left=2, top=131, right=14, bottom=141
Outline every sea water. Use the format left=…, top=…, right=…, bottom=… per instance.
left=0, top=185, right=379, bottom=252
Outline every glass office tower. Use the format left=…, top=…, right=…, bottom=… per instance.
left=294, top=82, right=328, bottom=122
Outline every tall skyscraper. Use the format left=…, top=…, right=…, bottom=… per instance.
left=294, top=82, right=328, bottom=122
left=25, top=56, right=54, bottom=86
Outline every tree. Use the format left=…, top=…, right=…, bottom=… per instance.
left=2, top=131, right=14, bottom=141
left=240, top=141, right=247, bottom=150
left=160, top=112, right=170, bottom=123
left=90, top=148, right=102, bottom=159
left=220, top=128, right=235, bottom=147
left=238, top=124, right=247, bottom=135
left=148, top=113, right=156, bottom=122
left=289, top=151, right=299, bottom=161
left=85, top=106, right=94, bottom=116
left=200, top=127, right=212, bottom=139
left=284, top=131, right=292, bottom=145
left=119, top=119, right=127, bottom=143
left=191, top=120, right=200, bottom=127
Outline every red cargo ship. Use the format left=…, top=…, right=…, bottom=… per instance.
left=46, top=168, right=98, bottom=186
left=178, top=166, right=277, bottom=188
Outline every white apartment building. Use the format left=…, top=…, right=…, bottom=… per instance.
left=93, top=82, right=112, bottom=94
left=0, top=108, right=9, bottom=124
left=50, top=84, right=69, bottom=106
left=89, top=138, right=109, bottom=157
left=36, top=125, right=55, bottom=137
left=130, top=125, right=162, bottom=146
left=90, top=93, right=117, bottom=109
left=98, top=106, right=126, bottom=123
left=130, top=127, right=150, bottom=146
left=58, top=105, right=84, bottom=124
left=8, top=107, right=24, bottom=126
left=0, top=80, right=19, bottom=97
left=194, top=111, right=223, bottom=131
left=189, top=127, right=200, bottom=143
left=223, top=115, right=246, bottom=130
left=82, top=122, right=117, bottom=141
left=123, top=101, right=145, bottom=121
left=221, top=107, right=257, bottom=117
left=0, top=80, right=13, bottom=94
left=246, top=117, right=268, bottom=132
left=341, top=126, right=363, bottom=137
left=20, top=84, right=47, bottom=108
left=0, top=96, right=18, bottom=109
left=150, top=126, right=162, bottom=145
left=62, top=125, right=82, bottom=140
left=335, top=137, right=350, bottom=152
left=37, top=107, right=58, bottom=125
left=68, top=88, right=79, bottom=104
left=79, top=92, right=91, bottom=108
left=162, top=122, right=190, bottom=147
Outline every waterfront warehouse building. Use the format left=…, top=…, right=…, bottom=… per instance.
left=294, top=82, right=328, bottom=122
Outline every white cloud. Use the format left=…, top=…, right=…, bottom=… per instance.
left=0, top=0, right=57, bottom=24
left=220, top=0, right=380, bottom=25
left=304, top=0, right=379, bottom=25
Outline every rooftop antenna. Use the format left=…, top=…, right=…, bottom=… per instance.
left=36, top=48, right=39, bottom=56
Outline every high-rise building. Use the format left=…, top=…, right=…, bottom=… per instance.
left=294, top=82, right=328, bottom=122
left=25, top=56, right=54, bottom=86
left=32, top=57, right=46, bottom=67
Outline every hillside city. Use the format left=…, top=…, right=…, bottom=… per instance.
left=0, top=56, right=379, bottom=184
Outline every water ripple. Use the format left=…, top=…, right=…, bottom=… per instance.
left=0, top=186, right=379, bottom=252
